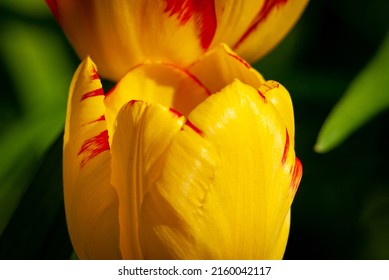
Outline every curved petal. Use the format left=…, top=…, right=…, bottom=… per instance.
left=139, top=118, right=217, bottom=259
left=109, top=100, right=186, bottom=259
left=258, top=80, right=295, bottom=140
left=139, top=80, right=301, bottom=259
left=47, top=1, right=307, bottom=80
left=47, top=0, right=217, bottom=81
left=64, top=57, right=121, bottom=259
left=231, top=0, right=309, bottom=62
left=104, top=62, right=210, bottom=145
left=210, top=1, right=270, bottom=50
left=189, top=44, right=265, bottom=93
left=268, top=209, right=291, bottom=259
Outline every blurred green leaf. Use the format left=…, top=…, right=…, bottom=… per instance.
left=0, top=0, right=49, bottom=17
left=0, top=19, right=75, bottom=233
left=315, top=32, right=389, bottom=153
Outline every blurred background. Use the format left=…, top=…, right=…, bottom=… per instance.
left=0, top=0, right=388, bottom=259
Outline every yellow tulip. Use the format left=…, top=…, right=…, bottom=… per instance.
left=63, top=44, right=302, bottom=259
left=46, top=0, right=308, bottom=81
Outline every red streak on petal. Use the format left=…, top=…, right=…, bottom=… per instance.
left=164, top=0, right=217, bottom=49
left=257, top=89, right=267, bottom=103
left=258, top=81, right=279, bottom=99
left=282, top=129, right=289, bottom=166
left=78, top=130, right=110, bottom=168
left=290, top=157, right=302, bottom=193
left=45, top=0, right=60, bottom=21
left=128, top=100, right=138, bottom=106
left=184, top=119, right=203, bottom=136
left=227, top=52, right=251, bottom=69
left=91, top=68, right=100, bottom=80
left=162, top=62, right=211, bottom=96
left=82, top=115, right=106, bottom=126
left=81, top=88, right=104, bottom=101
left=169, top=107, right=183, bottom=118
left=233, top=0, right=288, bottom=50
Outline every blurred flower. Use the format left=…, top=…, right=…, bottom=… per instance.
left=63, top=44, right=302, bottom=259
left=46, top=0, right=308, bottom=81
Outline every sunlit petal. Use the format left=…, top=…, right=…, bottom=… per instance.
left=110, top=100, right=186, bottom=259
left=104, top=62, right=210, bottom=144
left=47, top=0, right=217, bottom=80
left=230, top=0, right=309, bottom=62
left=47, top=0, right=307, bottom=80
left=63, top=57, right=121, bottom=259
left=189, top=44, right=265, bottom=93
left=139, top=80, right=300, bottom=259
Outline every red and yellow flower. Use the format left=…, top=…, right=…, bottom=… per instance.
left=64, top=44, right=302, bottom=259
left=46, top=0, right=308, bottom=81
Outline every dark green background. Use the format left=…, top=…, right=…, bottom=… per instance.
left=1, top=0, right=388, bottom=259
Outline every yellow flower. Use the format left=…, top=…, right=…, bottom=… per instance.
left=64, top=44, right=302, bottom=259
left=46, top=0, right=308, bottom=81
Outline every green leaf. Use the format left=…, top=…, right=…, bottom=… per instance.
left=0, top=0, right=49, bottom=17
left=0, top=19, right=75, bottom=233
left=315, top=32, right=389, bottom=153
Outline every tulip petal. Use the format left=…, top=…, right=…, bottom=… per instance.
left=104, top=62, right=210, bottom=144
left=210, top=1, right=269, bottom=50
left=49, top=0, right=217, bottom=81
left=139, top=119, right=217, bottom=259
left=189, top=44, right=265, bottom=93
left=230, top=0, right=309, bottom=62
left=109, top=100, right=186, bottom=259
left=258, top=80, right=295, bottom=140
left=268, top=209, right=291, bottom=259
left=140, top=80, right=301, bottom=259
left=64, top=57, right=121, bottom=259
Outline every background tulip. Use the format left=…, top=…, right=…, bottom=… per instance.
left=46, top=0, right=308, bottom=81
left=64, top=45, right=302, bottom=259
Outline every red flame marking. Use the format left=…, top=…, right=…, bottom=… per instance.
left=227, top=52, right=251, bottom=69
left=164, top=0, right=217, bottom=49
left=184, top=119, right=203, bottom=136
left=233, top=0, right=288, bottom=50
left=290, top=157, right=302, bottom=193
left=78, top=130, right=110, bottom=168
left=282, top=129, right=290, bottom=166
left=81, top=88, right=104, bottom=101
left=82, top=115, right=106, bottom=126
left=91, top=68, right=100, bottom=80
left=169, top=108, right=183, bottom=118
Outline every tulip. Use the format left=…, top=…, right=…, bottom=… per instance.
left=46, top=0, right=308, bottom=81
left=63, top=44, right=302, bottom=259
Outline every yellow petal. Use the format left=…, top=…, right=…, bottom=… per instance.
left=268, top=209, right=291, bottom=259
left=104, top=62, right=210, bottom=144
left=230, top=0, right=309, bottom=62
left=109, top=100, right=186, bottom=259
left=140, top=80, right=301, bottom=259
left=47, top=0, right=216, bottom=81
left=189, top=44, right=265, bottom=93
left=258, top=80, right=295, bottom=140
left=64, top=57, right=121, bottom=259
left=47, top=1, right=307, bottom=80
left=210, top=1, right=272, bottom=49
left=139, top=118, right=217, bottom=259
